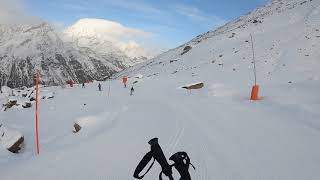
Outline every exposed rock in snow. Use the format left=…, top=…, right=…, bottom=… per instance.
left=181, top=46, right=192, bottom=55
left=72, top=123, right=82, bottom=133
left=3, top=99, right=17, bottom=111
left=0, top=125, right=24, bottom=153
left=134, top=74, right=144, bottom=79
left=1, top=86, right=54, bottom=111
left=22, top=102, right=32, bottom=108
left=182, top=82, right=204, bottom=90
left=42, top=92, right=54, bottom=100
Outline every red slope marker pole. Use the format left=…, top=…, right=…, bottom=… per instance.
left=35, top=72, right=40, bottom=155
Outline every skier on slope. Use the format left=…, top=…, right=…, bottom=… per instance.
left=98, top=83, right=102, bottom=91
left=82, top=83, right=85, bottom=88
left=130, top=86, right=134, bottom=96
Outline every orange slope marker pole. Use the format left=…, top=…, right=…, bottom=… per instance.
left=250, top=85, right=259, bottom=100
left=122, top=77, right=128, bottom=88
left=250, top=34, right=260, bottom=101
left=35, top=72, right=40, bottom=155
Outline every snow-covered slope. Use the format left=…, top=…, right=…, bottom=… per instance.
left=0, top=0, right=320, bottom=180
left=116, top=0, right=320, bottom=83
left=64, top=18, right=148, bottom=67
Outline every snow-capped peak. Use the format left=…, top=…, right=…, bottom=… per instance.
left=64, top=18, right=150, bottom=62
left=0, top=22, right=128, bottom=88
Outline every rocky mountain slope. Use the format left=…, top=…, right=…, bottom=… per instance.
left=0, top=20, right=146, bottom=88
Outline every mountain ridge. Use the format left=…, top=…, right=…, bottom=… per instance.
left=0, top=20, right=147, bottom=88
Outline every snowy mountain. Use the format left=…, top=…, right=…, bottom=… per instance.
left=64, top=18, right=148, bottom=67
left=0, top=20, right=146, bottom=88
left=1, top=0, right=320, bottom=180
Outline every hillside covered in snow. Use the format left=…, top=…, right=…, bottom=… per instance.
left=0, top=0, right=320, bottom=180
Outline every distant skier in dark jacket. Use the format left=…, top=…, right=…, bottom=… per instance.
left=98, top=83, right=102, bottom=91
left=130, top=86, right=134, bottom=96
left=82, top=83, right=85, bottom=88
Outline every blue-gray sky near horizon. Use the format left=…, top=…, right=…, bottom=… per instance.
left=2, top=0, right=270, bottom=53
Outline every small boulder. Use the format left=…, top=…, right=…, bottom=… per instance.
left=8, top=136, right=24, bottom=153
left=0, top=125, right=24, bottom=153
left=134, top=74, right=144, bottom=79
left=22, top=102, right=32, bottom=108
left=7, top=100, right=17, bottom=108
left=172, top=70, right=178, bottom=74
left=252, top=19, right=262, bottom=24
left=72, top=123, right=82, bottom=133
left=43, top=92, right=54, bottom=100
left=229, top=33, right=236, bottom=38
left=182, top=82, right=204, bottom=90
left=181, top=46, right=192, bottom=55
left=3, top=100, right=18, bottom=111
